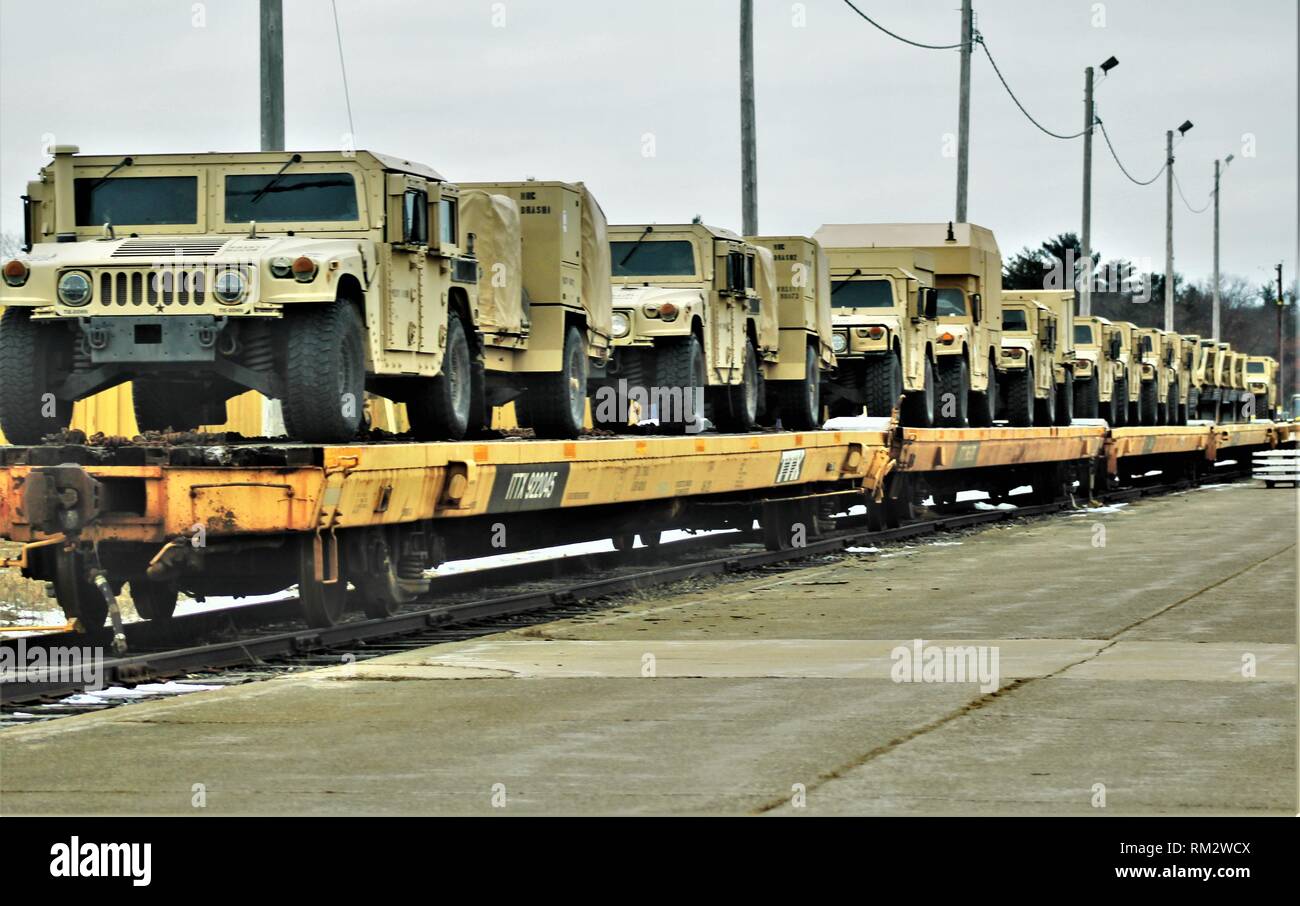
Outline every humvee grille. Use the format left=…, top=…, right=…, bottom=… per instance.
left=88, top=266, right=247, bottom=307
left=111, top=238, right=229, bottom=258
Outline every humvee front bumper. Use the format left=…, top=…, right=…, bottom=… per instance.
left=85, top=315, right=230, bottom=364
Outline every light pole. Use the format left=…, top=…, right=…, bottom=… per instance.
left=1212, top=153, right=1234, bottom=341
left=955, top=0, right=973, bottom=223
left=1165, top=120, right=1193, bottom=331
left=1080, top=55, right=1118, bottom=316
left=739, top=0, right=758, bottom=236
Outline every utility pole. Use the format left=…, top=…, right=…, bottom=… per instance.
left=955, top=0, right=973, bottom=223
left=1164, top=129, right=1174, bottom=331
left=260, top=0, right=285, bottom=152
left=1212, top=160, right=1221, bottom=341
left=1278, top=262, right=1285, bottom=407
left=739, top=0, right=758, bottom=236
left=1080, top=66, right=1094, bottom=315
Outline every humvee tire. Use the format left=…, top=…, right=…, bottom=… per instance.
left=282, top=303, right=366, bottom=444
left=1140, top=379, right=1158, bottom=426
left=655, top=334, right=706, bottom=434
left=935, top=357, right=970, bottom=428
left=407, top=313, right=473, bottom=441
left=1034, top=375, right=1057, bottom=427
left=1166, top=385, right=1179, bottom=426
left=969, top=363, right=997, bottom=428
left=1187, top=388, right=1200, bottom=420
left=711, top=342, right=760, bottom=432
left=770, top=344, right=822, bottom=430
left=1054, top=372, right=1073, bottom=426
left=1074, top=375, right=1098, bottom=419
left=1003, top=367, right=1033, bottom=427
left=901, top=356, right=936, bottom=428
left=519, top=325, right=589, bottom=439
left=0, top=306, right=74, bottom=445
left=1108, top=377, right=1127, bottom=426
left=863, top=351, right=903, bottom=419
left=130, top=578, right=179, bottom=621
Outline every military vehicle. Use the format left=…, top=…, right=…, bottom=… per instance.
left=997, top=299, right=1058, bottom=426
left=1001, top=290, right=1075, bottom=426
left=746, top=236, right=836, bottom=429
left=1195, top=339, right=1224, bottom=420
left=1246, top=355, right=1279, bottom=419
left=1228, top=349, right=1252, bottom=422
left=0, top=146, right=613, bottom=445
left=1134, top=327, right=1175, bottom=425
left=1110, top=321, right=1144, bottom=425
left=1178, top=334, right=1202, bottom=422
left=601, top=223, right=776, bottom=432
left=1071, top=315, right=1118, bottom=420
left=811, top=230, right=940, bottom=425
left=815, top=223, right=1000, bottom=428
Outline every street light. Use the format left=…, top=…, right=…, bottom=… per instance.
left=1165, top=121, right=1193, bottom=330
left=1080, top=55, right=1118, bottom=315
left=1212, top=152, right=1237, bottom=340
left=1178, top=120, right=1194, bottom=137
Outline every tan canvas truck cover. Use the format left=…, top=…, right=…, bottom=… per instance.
left=461, top=189, right=525, bottom=336
left=752, top=244, right=780, bottom=354
left=577, top=182, right=613, bottom=341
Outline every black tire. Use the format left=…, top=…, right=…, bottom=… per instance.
left=1108, top=377, right=1127, bottom=426
left=902, top=356, right=936, bottom=428
left=352, top=530, right=418, bottom=620
left=863, top=351, right=903, bottom=418
left=1140, top=379, right=1158, bottom=426
left=712, top=342, right=760, bottom=432
left=935, top=356, right=970, bottom=428
left=770, top=344, right=821, bottom=430
left=1074, top=375, right=1099, bottom=419
left=519, top=325, right=589, bottom=438
left=0, top=307, right=74, bottom=445
left=282, top=303, right=366, bottom=443
left=408, top=313, right=473, bottom=441
left=1167, top=385, right=1180, bottom=426
left=130, top=578, right=178, bottom=621
left=1054, top=372, right=1073, bottom=426
left=1003, top=368, right=1033, bottom=427
left=1187, top=388, right=1200, bottom=420
left=1034, top=372, right=1057, bottom=427
left=655, top=334, right=707, bottom=433
left=969, top=360, right=997, bottom=428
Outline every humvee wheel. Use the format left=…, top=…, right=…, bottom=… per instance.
left=901, top=356, right=936, bottom=428
left=1074, top=375, right=1098, bottom=419
left=129, top=578, right=179, bottom=621
left=0, top=307, right=74, bottom=445
left=520, top=325, right=589, bottom=439
left=770, top=344, right=821, bottom=430
left=935, top=357, right=970, bottom=428
left=969, top=360, right=997, bottom=428
left=655, top=334, right=706, bottom=434
left=1140, top=380, right=1159, bottom=426
left=863, top=350, right=903, bottom=419
left=1033, top=372, right=1057, bottom=427
left=712, top=342, right=760, bottom=432
left=282, top=303, right=366, bottom=443
left=1109, top=377, right=1127, bottom=426
left=1003, top=366, right=1033, bottom=427
left=408, top=313, right=473, bottom=441
left=1054, top=372, right=1073, bottom=426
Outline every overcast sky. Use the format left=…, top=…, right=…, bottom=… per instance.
left=0, top=0, right=1295, bottom=286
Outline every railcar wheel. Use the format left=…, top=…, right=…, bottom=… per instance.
left=298, top=538, right=348, bottom=628
left=53, top=552, right=109, bottom=632
left=130, top=578, right=179, bottom=621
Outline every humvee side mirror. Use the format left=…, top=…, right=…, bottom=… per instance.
left=970, top=293, right=981, bottom=323
left=918, top=288, right=938, bottom=321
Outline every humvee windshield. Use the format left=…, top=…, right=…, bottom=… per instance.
left=74, top=176, right=198, bottom=226
left=1003, top=309, right=1029, bottom=332
left=1247, top=361, right=1266, bottom=374
left=830, top=279, right=892, bottom=309
left=225, top=172, right=359, bottom=223
left=1074, top=324, right=1094, bottom=345
left=935, top=288, right=966, bottom=316
left=610, top=240, right=695, bottom=277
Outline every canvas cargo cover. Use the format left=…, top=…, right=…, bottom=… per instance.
left=461, top=189, right=525, bottom=335
left=577, top=182, right=613, bottom=338
left=813, top=240, right=833, bottom=347
left=752, top=244, right=780, bottom=354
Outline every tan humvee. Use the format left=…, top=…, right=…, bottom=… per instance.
left=1071, top=315, right=1116, bottom=420
left=1001, top=290, right=1075, bottom=426
left=602, top=223, right=777, bottom=432
left=810, top=233, right=940, bottom=426
left=814, top=222, right=1000, bottom=427
left=997, top=299, right=1054, bottom=426
left=745, top=236, right=835, bottom=429
left=0, top=146, right=613, bottom=444
left=1134, top=327, right=1174, bottom=425
left=1246, top=355, right=1279, bottom=419
left=1109, top=321, right=1146, bottom=425
left=1227, top=349, right=1251, bottom=422
left=1179, top=334, right=1202, bottom=420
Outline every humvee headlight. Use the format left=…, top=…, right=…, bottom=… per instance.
left=611, top=311, right=631, bottom=339
left=2, top=258, right=29, bottom=287
left=291, top=256, right=318, bottom=282
left=831, top=332, right=848, bottom=355
left=213, top=269, right=247, bottom=304
left=57, top=271, right=92, bottom=306
left=269, top=256, right=294, bottom=279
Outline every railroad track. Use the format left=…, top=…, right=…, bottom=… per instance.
left=0, top=468, right=1241, bottom=717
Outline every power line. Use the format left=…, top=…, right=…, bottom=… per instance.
left=1097, top=119, right=1167, bottom=186
left=1173, top=169, right=1211, bottom=214
left=839, top=0, right=962, bottom=50
left=979, top=38, right=1088, bottom=140
left=331, top=0, right=356, bottom=142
